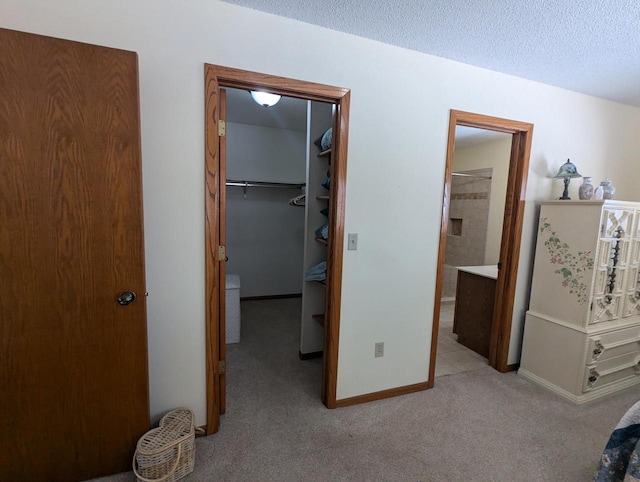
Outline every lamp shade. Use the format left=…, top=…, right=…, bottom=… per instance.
left=553, top=159, right=582, bottom=179
left=250, top=91, right=281, bottom=107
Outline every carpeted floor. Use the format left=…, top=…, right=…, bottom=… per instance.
left=94, top=298, right=640, bottom=481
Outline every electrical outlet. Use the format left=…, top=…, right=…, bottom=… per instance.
left=375, top=342, right=384, bottom=358
left=348, top=233, right=358, bottom=250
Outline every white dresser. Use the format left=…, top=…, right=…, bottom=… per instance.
left=519, top=200, right=640, bottom=403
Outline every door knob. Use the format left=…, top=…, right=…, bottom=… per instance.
left=117, top=290, right=136, bottom=306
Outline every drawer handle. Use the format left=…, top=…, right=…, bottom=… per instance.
left=592, top=340, right=604, bottom=360
left=587, top=368, right=600, bottom=388
left=604, top=229, right=623, bottom=304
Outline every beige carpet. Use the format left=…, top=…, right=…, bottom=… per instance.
left=93, top=298, right=640, bottom=481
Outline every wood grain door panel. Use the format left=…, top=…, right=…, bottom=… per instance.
left=0, top=28, right=149, bottom=480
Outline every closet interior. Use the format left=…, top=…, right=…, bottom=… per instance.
left=224, top=87, right=334, bottom=363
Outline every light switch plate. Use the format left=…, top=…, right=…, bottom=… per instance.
left=348, top=233, right=358, bottom=250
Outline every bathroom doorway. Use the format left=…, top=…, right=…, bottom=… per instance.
left=436, top=127, right=511, bottom=377
left=429, top=110, right=534, bottom=386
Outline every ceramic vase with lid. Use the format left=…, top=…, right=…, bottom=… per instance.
left=578, top=177, right=594, bottom=200
left=600, top=179, right=616, bottom=199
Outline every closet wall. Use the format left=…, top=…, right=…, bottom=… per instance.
left=226, top=121, right=307, bottom=297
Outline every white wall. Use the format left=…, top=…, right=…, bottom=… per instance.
left=225, top=122, right=306, bottom=297
left=4, top=0, right=640, bottom=425
left=226, top=122, right=306, bottom=183
left=453, top=136, right=512, bottom=264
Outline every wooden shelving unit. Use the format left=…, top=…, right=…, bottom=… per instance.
left=301, top=107, right=333, bottom=359
left=312, top=314, right=325, bottom=328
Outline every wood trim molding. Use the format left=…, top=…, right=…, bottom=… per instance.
left=335, top=382, right=429, bottom=408
left=430, top=110, right=534, bottom=385
left=203, top=65, right=349, bottom=103
left=204, top=64, right=350, bottom=433
left=490, top=128, right=533, bottom=371
left=323, top=90, right=350, bottom=408
left=204, top=65, right=221, bottom=435
left=428, top=110, right=458, bottom=389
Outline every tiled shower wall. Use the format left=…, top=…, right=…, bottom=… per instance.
left=443, top=168, right=493, bottom=298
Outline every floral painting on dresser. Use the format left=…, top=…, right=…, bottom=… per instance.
left=540, top=217, right=594, bottom=304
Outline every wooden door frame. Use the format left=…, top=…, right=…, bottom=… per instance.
left=204, top=64, right=350, bottom=434
left=428, top=110, right=533, bottom=386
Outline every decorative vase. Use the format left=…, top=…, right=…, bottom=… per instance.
left=594, top=185, right=604, bottom=200
left=600, top=179, right=616, bottom=199
left=578, top=177, right=594, bottom=200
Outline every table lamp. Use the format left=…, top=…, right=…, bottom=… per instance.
left=553, top=159, right=582, bottom=200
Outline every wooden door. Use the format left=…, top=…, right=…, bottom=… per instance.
left=219, top=88, right=227, bottom=414
left=0, top=29, right=149, bottom=480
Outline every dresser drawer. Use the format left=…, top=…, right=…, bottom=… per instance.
left=586, top=325, right=640, bottom=364
left=582, top=352, right=640, bottom=393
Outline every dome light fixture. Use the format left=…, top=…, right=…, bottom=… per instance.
left=250, top=91, right=281, bottom=107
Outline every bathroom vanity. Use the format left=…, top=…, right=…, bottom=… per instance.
left=453, top=265, right=498, bottom=358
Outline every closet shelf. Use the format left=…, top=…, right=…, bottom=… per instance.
left=306, top=279, right=326, bottom=286
left=312, top=314, right=325, bottom=328
left=315, top=237, right=328, bottom=245
left=317, top=148, right=331, bottom=158
left=316, top=195, right=330, bottom=201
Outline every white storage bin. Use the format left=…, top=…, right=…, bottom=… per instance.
left=225, top=274, right=241, bottom=344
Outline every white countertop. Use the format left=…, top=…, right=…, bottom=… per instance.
left=457, top=265, right=498, bottom=280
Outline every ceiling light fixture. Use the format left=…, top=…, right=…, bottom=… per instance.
left=250, top=91, right=281, bottom=107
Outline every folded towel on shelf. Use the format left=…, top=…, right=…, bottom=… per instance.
left=288, top=194, right=306, bottom=206
left=314, top=127, right=333, bottom=152
left=305, top=261, right=327, bottom=282
left=315, top=223, right=329, bottom=240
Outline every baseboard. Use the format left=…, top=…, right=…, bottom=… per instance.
left=335, top=382, right=429, bottom=407
left=518, top=367, right=640, bottom=404
left=518, top=368, right=583, bottom=403
left=299, top=350, right=322, bottom=360
left=240, top=293, right=302, bottom=301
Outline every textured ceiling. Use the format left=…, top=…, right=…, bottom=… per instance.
left=222, top=0, right=640, bottom=107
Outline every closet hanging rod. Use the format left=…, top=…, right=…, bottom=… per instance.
left=226, top=179, right=306, bottom=189
left=452, top=172, right=492, bottom=180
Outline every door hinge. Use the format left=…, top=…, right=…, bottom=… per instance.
left=218, top=360, right=226, bottom=375
left=218, top=120, right=226, bottom=137
left=218, top=245, right=226, bottom=261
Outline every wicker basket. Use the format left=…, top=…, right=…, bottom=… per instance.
left=133, top=408, right=195, bottom=482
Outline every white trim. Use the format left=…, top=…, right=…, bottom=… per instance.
left=526, top=310, right=640, bottom=335
left=519, top=367, right=640, bottom=404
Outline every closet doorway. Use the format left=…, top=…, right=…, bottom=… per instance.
left=429, top=110, right=534, bottom=386
left=204, top=65, right=351, bottom=434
